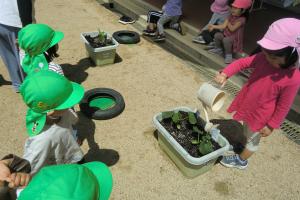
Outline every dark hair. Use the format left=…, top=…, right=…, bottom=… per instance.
left=263, top=46, right=299, bottom=69
left=230, top=4, right=250, bottom=22
left=43, top=44, right=59, bottom=63
left=227, top=0, right=234, bottom=6
left=240, top=8, right=250, bottom=22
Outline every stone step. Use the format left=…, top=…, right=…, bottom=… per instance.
left=113, top=0, right=199, bottom=36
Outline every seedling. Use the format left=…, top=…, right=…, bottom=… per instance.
left=98, top=28, right=107, bottom=45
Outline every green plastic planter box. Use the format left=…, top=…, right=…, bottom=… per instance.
left=153, top=107, right=230, bottom=178
left=81, top=31, right=119, bottom=66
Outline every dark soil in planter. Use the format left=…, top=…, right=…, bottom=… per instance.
left=160, top=111, right=221, bottom=158
left=85, top=35, right=114, bottom=48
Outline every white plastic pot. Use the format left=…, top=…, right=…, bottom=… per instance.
left=80, top=31, right=119, bottom=66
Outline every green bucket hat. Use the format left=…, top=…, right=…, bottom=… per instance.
left=18, top=23, right=64, bottom=75
left=18, top=162, right=113, bottom=200
left=20, top=70, right=84, bottom=136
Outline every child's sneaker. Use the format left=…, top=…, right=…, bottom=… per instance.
left=220, top=154, right=248, bottom=170
left=208, top=47, right=223, bottom=56
left=225, top=54, right=233, bottom=64
left=143, top=29, right=156, bottom=37
left=153, top=34, right=166, bottom=42
left=193, top=35, right=206, bottom=44
left=204, top=42, right=216, bottom=50
left=119, top=15, right=135, bottom=24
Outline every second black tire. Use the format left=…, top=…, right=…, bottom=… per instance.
left=112, top=30, right=140, bottom=44
left=79, top=88, right=125, bottom=120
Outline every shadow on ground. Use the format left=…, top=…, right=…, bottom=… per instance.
left=61, top=58, right=94, bottom=84
left=61, top=55, right=122, bottom=84
left=75, top=112, right=120, bottom=166
left=0, top=74, right=12, bottom=86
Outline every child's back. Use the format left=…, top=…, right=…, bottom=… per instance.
left=23, top=109, right=83, bottom=174
left=163, top=0, right=182, bottom=16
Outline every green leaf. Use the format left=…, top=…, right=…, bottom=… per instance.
left=202, top=134, right=211, bottom=142
left=191, top=139, right=200, bottom=145
left=171, top=112, right=181, bottom=124
left=192, top=126, right=201, bottom=134
left=199, top=141, right=214, bottom=155
left=188, top=112, right=197, bottom=125
left=161, top=111, right=174, bottom=119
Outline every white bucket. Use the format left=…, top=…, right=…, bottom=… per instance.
left=197, top=83, right=226, bottom=112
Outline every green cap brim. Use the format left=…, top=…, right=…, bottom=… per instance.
left=55, top=82, right=84, bottom=110
left=49, top=31, right=64, bottom=48
left=26, top=109, right=47, bottom=136
left=83, top=162, right=113, bottom=200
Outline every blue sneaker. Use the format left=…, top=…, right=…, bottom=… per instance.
left=220, top=154, right=248, bottom=170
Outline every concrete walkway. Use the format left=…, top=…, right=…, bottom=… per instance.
left=0, top=0, right=299, bottom=199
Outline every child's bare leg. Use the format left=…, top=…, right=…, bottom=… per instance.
left=148, top=23, right=155, bottom=31
left=239, top=148, right=254, bottom=160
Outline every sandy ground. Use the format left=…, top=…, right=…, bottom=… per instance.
left=0, top=0, right=299, bottom=199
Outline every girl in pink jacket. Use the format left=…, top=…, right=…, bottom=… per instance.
left=215, top=18, right=300, bottom=169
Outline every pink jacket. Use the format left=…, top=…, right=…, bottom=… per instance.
left=223, top=52, right=300, bottom=132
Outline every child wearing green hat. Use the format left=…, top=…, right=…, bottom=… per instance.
left=18, top=161, right=113, bottom=200
left=20, top=70, right=85, bottom=174
left=18, top=23, right=64, bottom=76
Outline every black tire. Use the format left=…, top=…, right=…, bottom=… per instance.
left=79, top=88, right=125, bottom=120
left=112, top=30, right=140, bottom=44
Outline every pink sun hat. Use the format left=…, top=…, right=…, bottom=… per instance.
left=232, top=0, right=252, bottom=9
left=257, top=18, right=300, bottom=56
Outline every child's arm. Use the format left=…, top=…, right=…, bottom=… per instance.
left=222, top=54, right=257, bottom=77
left=215, top=54, right=259, bottom=85
left=226, top=18, right=245, bottom=32
left=208, top=19, right=229, bottom=31
left=267, top=84, right=300, bottom=130
left=23, top=138, right=51, bottom=175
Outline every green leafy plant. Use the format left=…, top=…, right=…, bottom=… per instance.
left=161, top=111, right=214, bottom=156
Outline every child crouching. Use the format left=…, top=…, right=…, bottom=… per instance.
left=20, top=70, right=85, bottom=174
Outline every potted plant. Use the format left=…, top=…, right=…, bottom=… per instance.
left=81, top=29, right=119, bottom=66
left=153, top=107, right=230, bottom=178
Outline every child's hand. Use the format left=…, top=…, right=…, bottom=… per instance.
left=259, top=126, right=273, bottom=137
left=208, top=24, right=214, bottom=32
left=0, top=161, right=11, bottom=182
left=8, top=172, right=31, bottom=188
left=214, top=72, right=227, bottom=87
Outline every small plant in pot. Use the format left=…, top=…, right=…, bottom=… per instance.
left=160, top=110, right=220, bottom=157
left=84, top=29, right=114, bottom=48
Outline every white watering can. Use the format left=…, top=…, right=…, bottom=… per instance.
left=197, top=82, right=226, bottom=132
